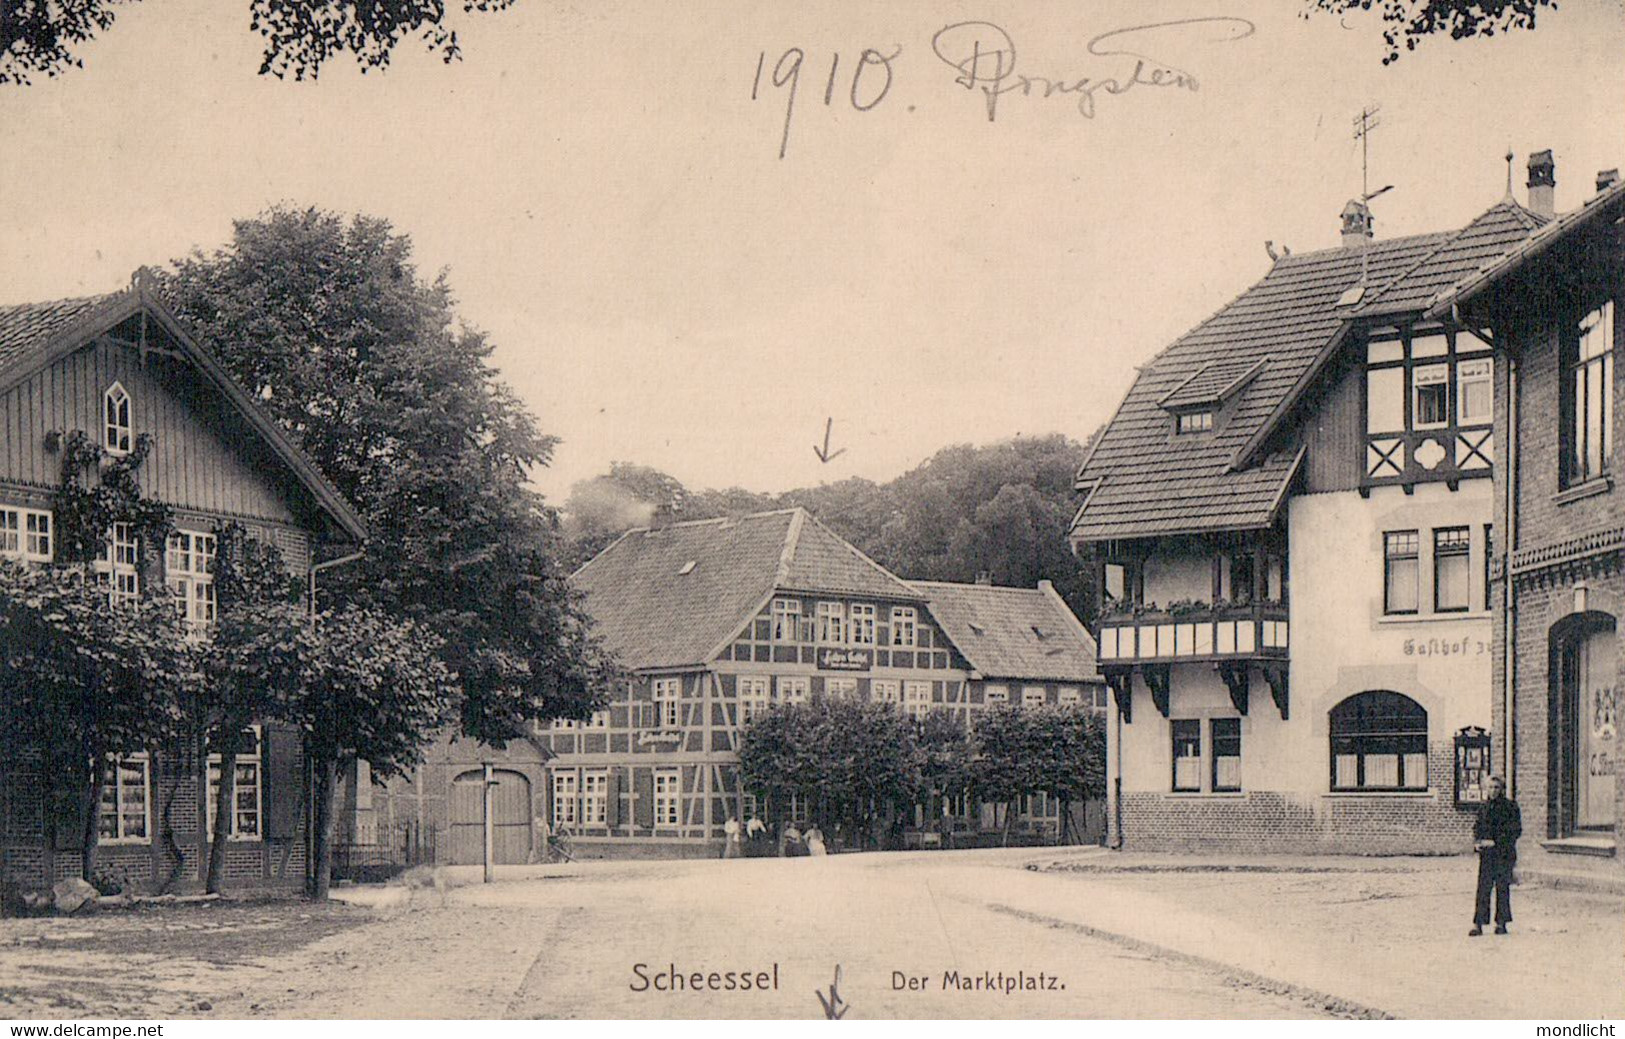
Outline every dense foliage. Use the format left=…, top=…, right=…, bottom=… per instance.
left=970, top=704, right=1106, bottom=844
left=2, top=0, right=522, bottom=85
left=563, top=434, right=1099, bottom=623
left=164, top=207, right=620, bottom=746
left=1301, top=0, right=1557, bottom=64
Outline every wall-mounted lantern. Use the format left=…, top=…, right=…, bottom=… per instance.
left=1454, top=726, right=1492, bottom=808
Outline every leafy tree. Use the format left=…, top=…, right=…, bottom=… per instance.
left=194, top=524, right=312, bottom=895
left=293, top=606, right=459, bottom=899
left=916, top=711, right=974, bottom=844
left=738, top=696, right=922, bottom=849
left=1302, top=0, right=1558, bottom=64
left=970, top=703, right=1106, bottom=846
left=2, top=0, right=522, bottom=86
left=0, top=561, right=192, bottom=881
left=163, top=207, right=619, bottom=748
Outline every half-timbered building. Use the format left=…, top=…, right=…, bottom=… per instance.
left=1072, top=160, right=1561, bottom=853
left=1427, top=167, right=1624, bottom=871
left=0, top=271, right=367, bottom=894
left=372, top=507, right=1104, bottom=861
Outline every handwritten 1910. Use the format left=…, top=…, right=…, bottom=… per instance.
left=750, top=16, right=1255, bottom=157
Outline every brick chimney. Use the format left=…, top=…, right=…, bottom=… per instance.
left=1527, top=149, right=1556, bottom=218
left=1341, top=200, right=1373, bottom=248
left=1598, top=168, right=1621, bottom=193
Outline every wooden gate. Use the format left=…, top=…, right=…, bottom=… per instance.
left=449, top=769, right=533, bottom=865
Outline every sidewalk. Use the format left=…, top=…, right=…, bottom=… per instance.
left=972, top=848, right=1623, bottom=1019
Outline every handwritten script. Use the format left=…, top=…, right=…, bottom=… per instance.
left=930, top=17, right=1256, bottom=122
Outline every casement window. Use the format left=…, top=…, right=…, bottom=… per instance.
left=1057, top=686, right=1082, bottom=707
left=653, top=677, right=681, bottom=727
left=1102, top=563, right=1127, bottom=604
left=654, top=769, right=681, bottom=827
left=983, top=684, right=1008, bottom=705
left=0, top=507, right=52, bottom=562
left=1433, top=527, right=1471, bottom=613
left=97, top=522, right=140, bottom=605
left=1175, top=410, right=1214, bottom=434
left=816, top=602, right=846, bottom=644
left=904, top=681, right=932, bottom=720
left=1365, top=330, right=1494, bottom=436
left=1171, top=720, right=1201, bottom=792
left=206, top=726, right=262, bottom=840
left=104, top=382, right=132, bottom=454
left=1456, top=358, right=1493, bottom=426
left=552, top=771, right=578, bottom=826
left=776, top=676, right=808, bottom=705
left=771, top=598, right=801, bottom=642
left=582, top=771, right=609, bottom=825
left=890, top=606, right=917, bottom=647
left=849, top=604, right=877, bottom=645
left=98, top=753, right=149, bottom=843
left=825, top=677, right=858, bottom=698
left=1211, top=718, right=1241, bottom=792
left=1022, top=686, right=1046, bottom=708
left=1383, top=531, right=1420, bottom=615
left=1330, top=691, right=1428, bottom=791
left=1563, top=300, right=1615, bottom=487
left=588, top=708, right=610, bottom=728
left=738, top=675, right=771, bottom=724
left=167, top=530, right=217, bottom=629
left=871, top=679, right=900, bottom=706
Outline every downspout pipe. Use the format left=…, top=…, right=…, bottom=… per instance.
left=1503, top=351, right=1518, bottom=798
left=308, top=548, right=366, bottom=622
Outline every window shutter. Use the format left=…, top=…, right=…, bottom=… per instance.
left=635, top=769, right=654, bottom=829
left=542, top=771, right=554, bottom=827
left=51, top=778, right=87, bottom=851
left=264, top=725, right=303, bottom=840
left=606, top=771, right=622, bottom=827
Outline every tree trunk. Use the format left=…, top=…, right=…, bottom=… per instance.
left=1001, top=800, right=1015, bottom=848
left=206, top=749, right=237, bottom=895
left=81, top=752, right=106, bottom=883
left=309, top=753, right=338, bottom=900
left=1058, top=796, right=1071, bottom=846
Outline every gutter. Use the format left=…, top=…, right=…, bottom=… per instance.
left=308, top=549, right=366, bottom=621
left=1503, top=350, right=1519, bottom=797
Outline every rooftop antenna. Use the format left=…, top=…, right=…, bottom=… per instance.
left=1337, top=105, right=1390, bottom=306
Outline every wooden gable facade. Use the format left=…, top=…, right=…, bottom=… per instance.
left=0, top=277, right=365, bottom=897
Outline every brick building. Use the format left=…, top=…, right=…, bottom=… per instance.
left=0, top=273, right=367, bottom=894
left=1071, top=167, right=1555, bottom=853
left=371, top=507, right=1105, bottom=861
left=1427, top=163, right=1624, bottom=868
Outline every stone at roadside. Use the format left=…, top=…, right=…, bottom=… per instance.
left=52, top=877, right=98, bottom=914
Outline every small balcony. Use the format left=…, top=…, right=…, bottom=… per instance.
left=1095, top=601, right=1289, bottom=665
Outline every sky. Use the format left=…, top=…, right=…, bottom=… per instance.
left=1, top=0, right=1621, bottom=504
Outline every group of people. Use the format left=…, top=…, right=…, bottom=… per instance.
left=721, top=815, right=828, bottom=858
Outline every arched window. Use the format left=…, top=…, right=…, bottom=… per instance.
left=1330, top=691, right=1428, bottom=791
left=104, top=382, right=131, bottom=454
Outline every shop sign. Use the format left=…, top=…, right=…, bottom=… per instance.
left=636, top=730, right=684, bottom=747
left=818, top=648, right=872, bottom=672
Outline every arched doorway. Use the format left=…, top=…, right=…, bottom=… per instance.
left=1550, top=612, right=1619, bottom=836
left=449, top=769, right=534, bottom=865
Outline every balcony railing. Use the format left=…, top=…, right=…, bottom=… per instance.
left=1095, top=602, right=1289, bottom=664
left=1364, top=427, right=1492, bottom=488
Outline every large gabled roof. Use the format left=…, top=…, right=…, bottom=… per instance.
left=0, top=277, right=367, bottom=543
left=913, top=580, right=1099, bottom=684
left=570, top=507, right=924, bottom=672
left=1072, top=198, right=1546, bottom=544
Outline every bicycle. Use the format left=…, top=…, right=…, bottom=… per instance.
left=544, top=824, right=576, bottom=863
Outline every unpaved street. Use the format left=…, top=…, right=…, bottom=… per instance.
left=5, top=848, right=1618, bottom=1020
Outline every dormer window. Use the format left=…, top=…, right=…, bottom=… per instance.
left=104, top=383, right=132, bottom=454
left=1176, top=411, right=1214, bottom=434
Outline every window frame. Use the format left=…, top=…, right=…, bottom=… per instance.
left=1383, top=530, right=1420, bottom=616
left=871, top=679, right=900, bottom=706
left=816, top=601, right=846, bottom=644
left=1171, top=719, right=1202, bottom=793
left=103, top=382, right=132, bottom=455
left=1561, top=298, right=1615, bottom=488
left=890, top=606, right=917, bottom=647
left=652, top=677, right=682, bottom=728
left=849, top=603, right=877, bottom=645
left=206, top=725, right=263, bottom=841
left=1211, top=718, right=1241, bottom=793
left=99, top=752, right=150, bottom=844
left=770, top=598, right=801, bottom=642
left=983, top=684, right=1008, bottom=705
left=1057, top=686, right=1082, bottom=707
left=776, top=675, right=808, bottom=705
left=582, top=770, right=609, bottom=826
left=904, top=681, right=932, bottom=720
left=737, top=675, right=771, bottom=724
left=1021, top=686, right=1046, bottom=708
left=1175, top=410, right=1214, bottom=435
left=552, top=770, right=579, bottom=826
left=96, top=522, right=140, bottom=606
left=0, top=506, right=53, bottom=563
left=1329, top=692, right=1429, bottom=792
left=653, top=768, right=681, bottom=827
left=167, top=529, right=218, bottom=631
left=1432, top=526, right=1472, bottom=614
left=825, top=677, right=858, bottom=698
